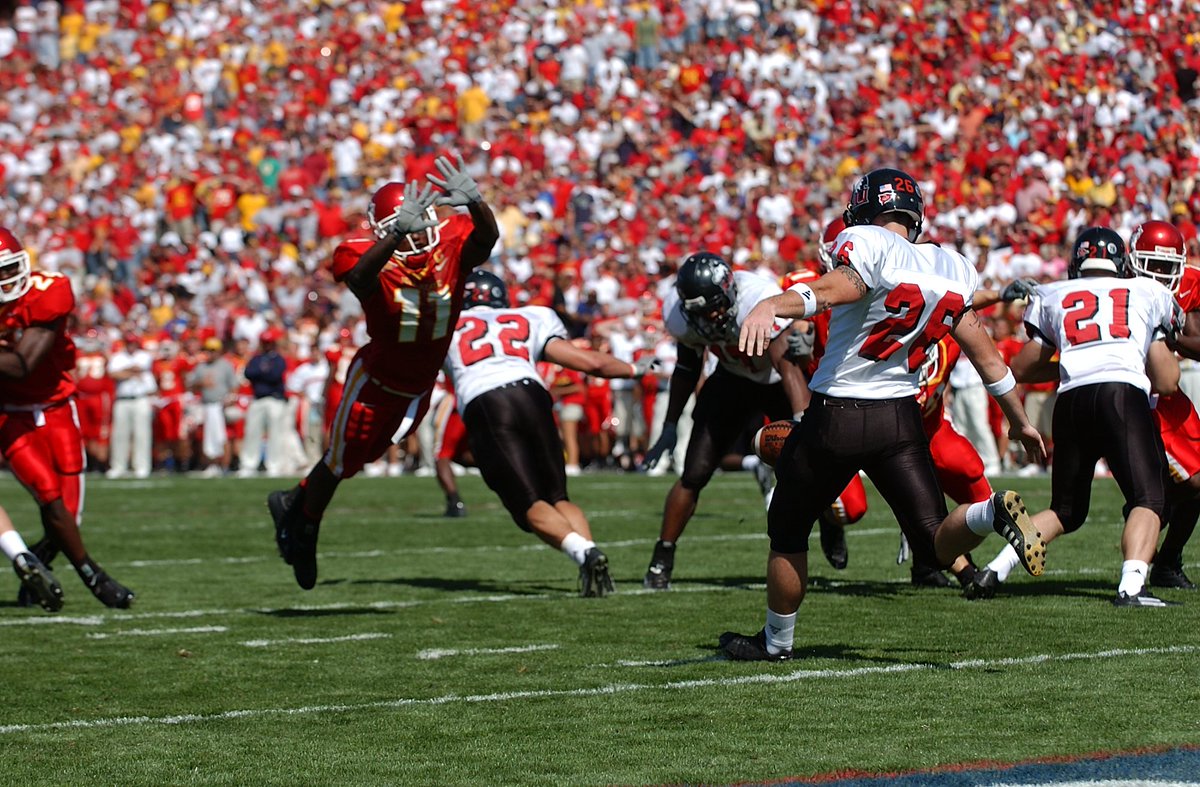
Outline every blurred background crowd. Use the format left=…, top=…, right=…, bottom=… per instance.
left=2, top=0, right=1200, bottom=478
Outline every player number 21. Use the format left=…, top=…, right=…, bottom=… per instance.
left=393, top=287, right=453, bottom=343
left=1062, top=289, right=1130, bottom=345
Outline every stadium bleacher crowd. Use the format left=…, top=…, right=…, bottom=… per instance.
left=2, top=0, right=1199, bottom=478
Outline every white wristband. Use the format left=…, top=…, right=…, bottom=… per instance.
left=793, top=411, right=805, bottom=422
left=787, top=282, right=819, bottom=318
left=985, top=368, right=1016, bottom=398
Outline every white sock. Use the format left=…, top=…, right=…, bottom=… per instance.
left=1118, top=560, right=1149, bottom=596
left=987, top=545, right=1022, bottom=582
left=0, top=530, right=28, bottom=561
left=560, top=532, right=595, bottom=567
left=741, top=454, right=761, bottom=471
left=764, top=608, right=796, bottom=654
left=965, top=498, right=996, bottom=536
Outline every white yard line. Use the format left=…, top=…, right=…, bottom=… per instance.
left=0, top=645, right=1193, bottom=735
left=85, top=626, right=228, bottom=639
left=241, top=632, right=392, bottom=648
left=416, top=644, right=559, bottom=660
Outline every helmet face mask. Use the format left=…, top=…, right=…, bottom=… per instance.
left=677, top=252, right=738, bottom=342
left=463, top=270, right=508, bottom=309
left=842, top=168, right=924, bottom=243
left=0, top=228, right=31, bottom=304
left=1069, top=226, right=1128, bottom=280
left=1129, top=220, right=1187, bottom=292
left=367, top=182, right=442, bottom=263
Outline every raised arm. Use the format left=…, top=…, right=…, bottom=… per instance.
left=345, top=181, right=438, bottom=301
left=427, top=153, right=499, bottom=270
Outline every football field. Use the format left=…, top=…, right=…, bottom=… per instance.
left=2, top=471, right=1199, bottom=785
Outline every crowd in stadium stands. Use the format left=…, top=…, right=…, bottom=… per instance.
left=2, top=0, right=1200, bottom=480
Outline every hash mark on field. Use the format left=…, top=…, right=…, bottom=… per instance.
left=1, top=645, right=1194, bottom=735
left=240, top=633, right=392, bottom=648
left=86, top=626, right=227, bottom=639
left=416, top=644, right=559, bottom=660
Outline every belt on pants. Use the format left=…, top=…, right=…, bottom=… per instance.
left=811, top=394, right=902, bottom=409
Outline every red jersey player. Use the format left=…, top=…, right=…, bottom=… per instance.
left=0, top=227, right=135, bottom=608
left=1127, top=220, right=1200, bottom=589
left=74, top=328, right=115, bottom=471
left=269, top=154, right=499, bottom=590
left=152, top=338, right=194, bottom=472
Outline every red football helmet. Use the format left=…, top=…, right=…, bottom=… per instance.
left=0, top=227, right=32, bottom=304
left=817, top=216, right=846, bottom=273
left=366, top=181, right=441, bottom=260
left=1129, top=220, right=1187, bottom=292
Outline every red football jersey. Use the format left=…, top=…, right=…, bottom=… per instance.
left=75, top=351, right=114, bottom=397
left=152, top=356, right=192, bottom=398
left=1176, top=264, right=1200, bottom=313
left=0, top=271, right=78, bottom=405
left=330, top=214, right=474, bottom=395
left=780, top=268, right=830, bottom=379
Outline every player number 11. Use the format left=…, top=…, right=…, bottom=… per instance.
left=393, top=287, right=453, bottom=343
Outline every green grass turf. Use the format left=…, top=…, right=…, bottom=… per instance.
left=1, top=471, right=1198, bottom=785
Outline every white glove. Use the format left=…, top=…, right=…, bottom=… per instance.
left=426, top=152, right=482, bottom=207
left=632, top=356, right=661, bottom=376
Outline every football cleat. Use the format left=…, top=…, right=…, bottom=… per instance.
left=643, top=540, right=675, bottom=590
left=818, top=518, right=848, bottom=570
left=719, top=629, right=792, bottom=662
left=1149, top=560, right=1196, bottom=590
left=991, top=490, right=1044, bottom=576
left=85, top=570, right=135, bottom=609
left=579, top=547, right=614, bottom=598
left=1112, top=588, right=1179, bottom=608
left=12, top=552, right=64, bottom=613
left=444, top=498, right=467, bottom=518
left=963, top=567, right=1000, bottom=600
left=910, top=567, right=952, bottom=588
left=269, top=488, right=320, bottom=590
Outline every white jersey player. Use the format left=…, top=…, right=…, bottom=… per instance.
left=663, top=270, right=791, bottom=385
left=445, top=269, right=655, bottom=598
left=723, top=167, right=1046, bottom=661
left=641, top=253, right=811, bottom=592
left=988, top=226, right=1182, bottom=607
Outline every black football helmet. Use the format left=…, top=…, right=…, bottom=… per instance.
left=676, top=252, right=737, bottom=341
left=463, top=269, right=508, bottom=309
left=1069, top=227, right=1128, bottom=279
left=843, top=167, right=924, bottom=242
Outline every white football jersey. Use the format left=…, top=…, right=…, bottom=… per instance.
left=443, top=305, right=568, bottom=411
left=808, top=226, right=979, bottom=399
left=1024, top=276, right=1178, bottom=395
left=664, top=271, right=792, bottom=384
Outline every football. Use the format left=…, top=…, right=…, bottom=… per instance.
left=752, top=420, right=797, bottom=467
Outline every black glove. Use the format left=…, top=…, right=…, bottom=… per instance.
left=1000, top=278, right=1039, bottom=302
left=643, top=422, right=678, bottom=470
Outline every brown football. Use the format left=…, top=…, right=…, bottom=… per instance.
left=752, top=420, right=797, bottom=467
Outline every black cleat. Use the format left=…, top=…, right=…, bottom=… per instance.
left=719, top=629, right=792, bottom=662
left=444, top=498, right=467, bottom=518
left=818, top=518, right=848, bottom=570
left=12, top=552, right=64, bottom=613
left=992, top=490, right=1045, bottom=576
left=643, top=540, right=675, bottom=590
left=1113, top=588, right=1179, bottom=607
left=269, top=488, right=319, bottom=590
left=579, top=547, right=614, bottom=598
left=963, top=567, right=1000, bottom=600
left=1149, top=561, right=1196, bottom=590
left=85, top=570, right=135, bottom=609
left=911, top=567, right=952, bottom=588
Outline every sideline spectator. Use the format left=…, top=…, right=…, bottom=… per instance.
left=107, top=333, right=155, bottom=480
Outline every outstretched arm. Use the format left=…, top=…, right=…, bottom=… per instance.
left=542, top=337, right=656, bottom=379
left=739, top=265, right=867, bottom=356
